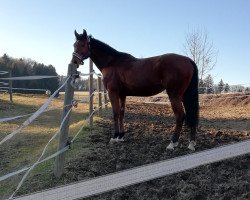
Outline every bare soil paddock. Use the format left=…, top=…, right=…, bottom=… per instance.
left=64, top=93, right=249, bottom=200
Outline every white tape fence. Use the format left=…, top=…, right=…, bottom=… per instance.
left=0, top=76, right=70, bottom=145
left=0, top=74, right=61, bottom=97
left=0, top=75, right=59, bottom=81
left=0, top=69, right=109, bottom=199
left=2, top=98, right=104, bottom=199
left=0, top=87, right=48, bottom=92
left=13, top=139, right=250, bottom=200
left=0, top=71, right=8, bottom=75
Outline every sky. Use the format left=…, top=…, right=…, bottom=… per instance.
left=0, top=0, right=249, bottom=85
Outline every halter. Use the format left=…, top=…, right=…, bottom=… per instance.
left=72, top=36, right=91, bottom=65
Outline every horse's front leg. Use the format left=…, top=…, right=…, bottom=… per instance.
left=119, top=96, right=126, bottom=139
left=108, top=92, right=122, bottom=142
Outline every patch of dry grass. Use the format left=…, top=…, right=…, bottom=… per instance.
left=0, top=92, right=107, bottom=199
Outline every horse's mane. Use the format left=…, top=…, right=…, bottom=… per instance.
left=90, top=37, right=135, bottom=60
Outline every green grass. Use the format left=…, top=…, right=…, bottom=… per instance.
left=0, top=93, right=108, bottom=199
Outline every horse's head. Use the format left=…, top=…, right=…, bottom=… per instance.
left=71, top=29, right=90, bottom=65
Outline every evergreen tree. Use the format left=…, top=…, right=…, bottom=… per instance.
left=45, top=65, right=59, bottom=95
left=224, top=83, right=230, bottom=93
left=245, top=87, right=250, bottom=93
left=198, top=79, right=206, bottom=94
left=217, top=79, right=225, bottom=93
left=0, top=54, right=59, bottom=95
left=204, top=74, right=214, bottom=94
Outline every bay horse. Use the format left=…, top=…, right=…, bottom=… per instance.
left=71, top=30, right=199, bottom=151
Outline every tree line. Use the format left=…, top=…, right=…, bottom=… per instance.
left=0, top=54, right=59, bottom=94
left=199, top=74, right=249, bottom=94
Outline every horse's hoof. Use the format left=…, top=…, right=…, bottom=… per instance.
left=109, top=137, right=124, bottom=143
left=117, top=137, right=124, bottom=142
left=166, top=141, right=179, bottom=150
left=110, top=137, right=118, bottom=143
left=188, top=140, right=196, bottom=151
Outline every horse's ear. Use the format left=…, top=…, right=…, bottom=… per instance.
left=74, top=30, right=80, bottom=39
left=83, top=29, right=87, bottom=39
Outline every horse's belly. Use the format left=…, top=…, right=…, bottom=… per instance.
left=124, top=84, right=164, bottom=97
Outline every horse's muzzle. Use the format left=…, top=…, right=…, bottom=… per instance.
left=71, top=57, right=82, bottom=65
left=71, top=52, right=84, bottom=65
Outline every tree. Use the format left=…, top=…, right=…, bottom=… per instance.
left=183, top=28, right=218, bottom=81
left=217, top=79, right=225, bottom=93
left=198, top=79, right=206, bottom=94
left=224, top=83, right=230, bottom=93
left=2, top=53, right=10, bottom=65
left=245, top=87, right=250, bottom=93
left=0, top=54, right=59, bottom=95
left=0, top=54, right=10, bottom=72
left=204, top=74, right=214, bottom=94
left=231, top=85, right=244, bottom=93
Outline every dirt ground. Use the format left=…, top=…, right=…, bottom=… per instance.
left=64, top=93, right=250, bottom=200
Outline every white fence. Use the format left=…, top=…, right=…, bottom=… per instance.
left=0, top=67, right=107, bottom=199
left=13, top=140, right=250, bottom=200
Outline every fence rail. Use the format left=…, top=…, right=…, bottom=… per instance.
left=13, top=139, right=250, bottom=200
left=0, top=62, right=109, bottom=199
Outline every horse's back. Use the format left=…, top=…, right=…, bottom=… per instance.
left=104, top=53, right=195, bottom=97
left=134, top=53, right=194, bottom=84
left=158, top=53, right=195, bottom=96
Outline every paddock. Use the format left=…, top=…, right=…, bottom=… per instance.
left=0, top=65, right=249, bottom=199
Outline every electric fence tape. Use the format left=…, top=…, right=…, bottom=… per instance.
left=9, top=107, right=73, bottom=199
left=0, top=92, right=94, bottom=123
left=0, top=76, right=70, bottom=145
left=0, top=99, right=97, bottom=183
left=0, top=75, right=59, bottom=81
left=0, top=71, right=8, bottom=75
left=1, top=108, right=99, bottom=199
left=13, top=139, right=250, bottom=200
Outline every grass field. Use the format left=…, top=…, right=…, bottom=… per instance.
left=0, top=92, right=108, bottom=199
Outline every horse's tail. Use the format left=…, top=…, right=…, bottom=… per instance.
left=183, top=60, right=199, bottom=128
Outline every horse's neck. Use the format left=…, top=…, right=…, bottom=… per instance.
left=90, top=50, right=115, bottom=70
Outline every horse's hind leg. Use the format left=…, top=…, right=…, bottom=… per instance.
left=187, top=127, right=197, bottom=150
left=166, top=97, right=185, bottom=150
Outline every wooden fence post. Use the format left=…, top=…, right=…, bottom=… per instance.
left=89, top=59, right=94, bottom=127
left=54, top=63, right=78, bottom=178
left=104, top=87, right=108, bottom=109
left=9, top=70, right=13, bottom=102
left=97, top=74, right=102, bottom=115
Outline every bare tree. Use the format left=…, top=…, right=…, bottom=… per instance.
left=183, top=28, right=218, bottom=81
